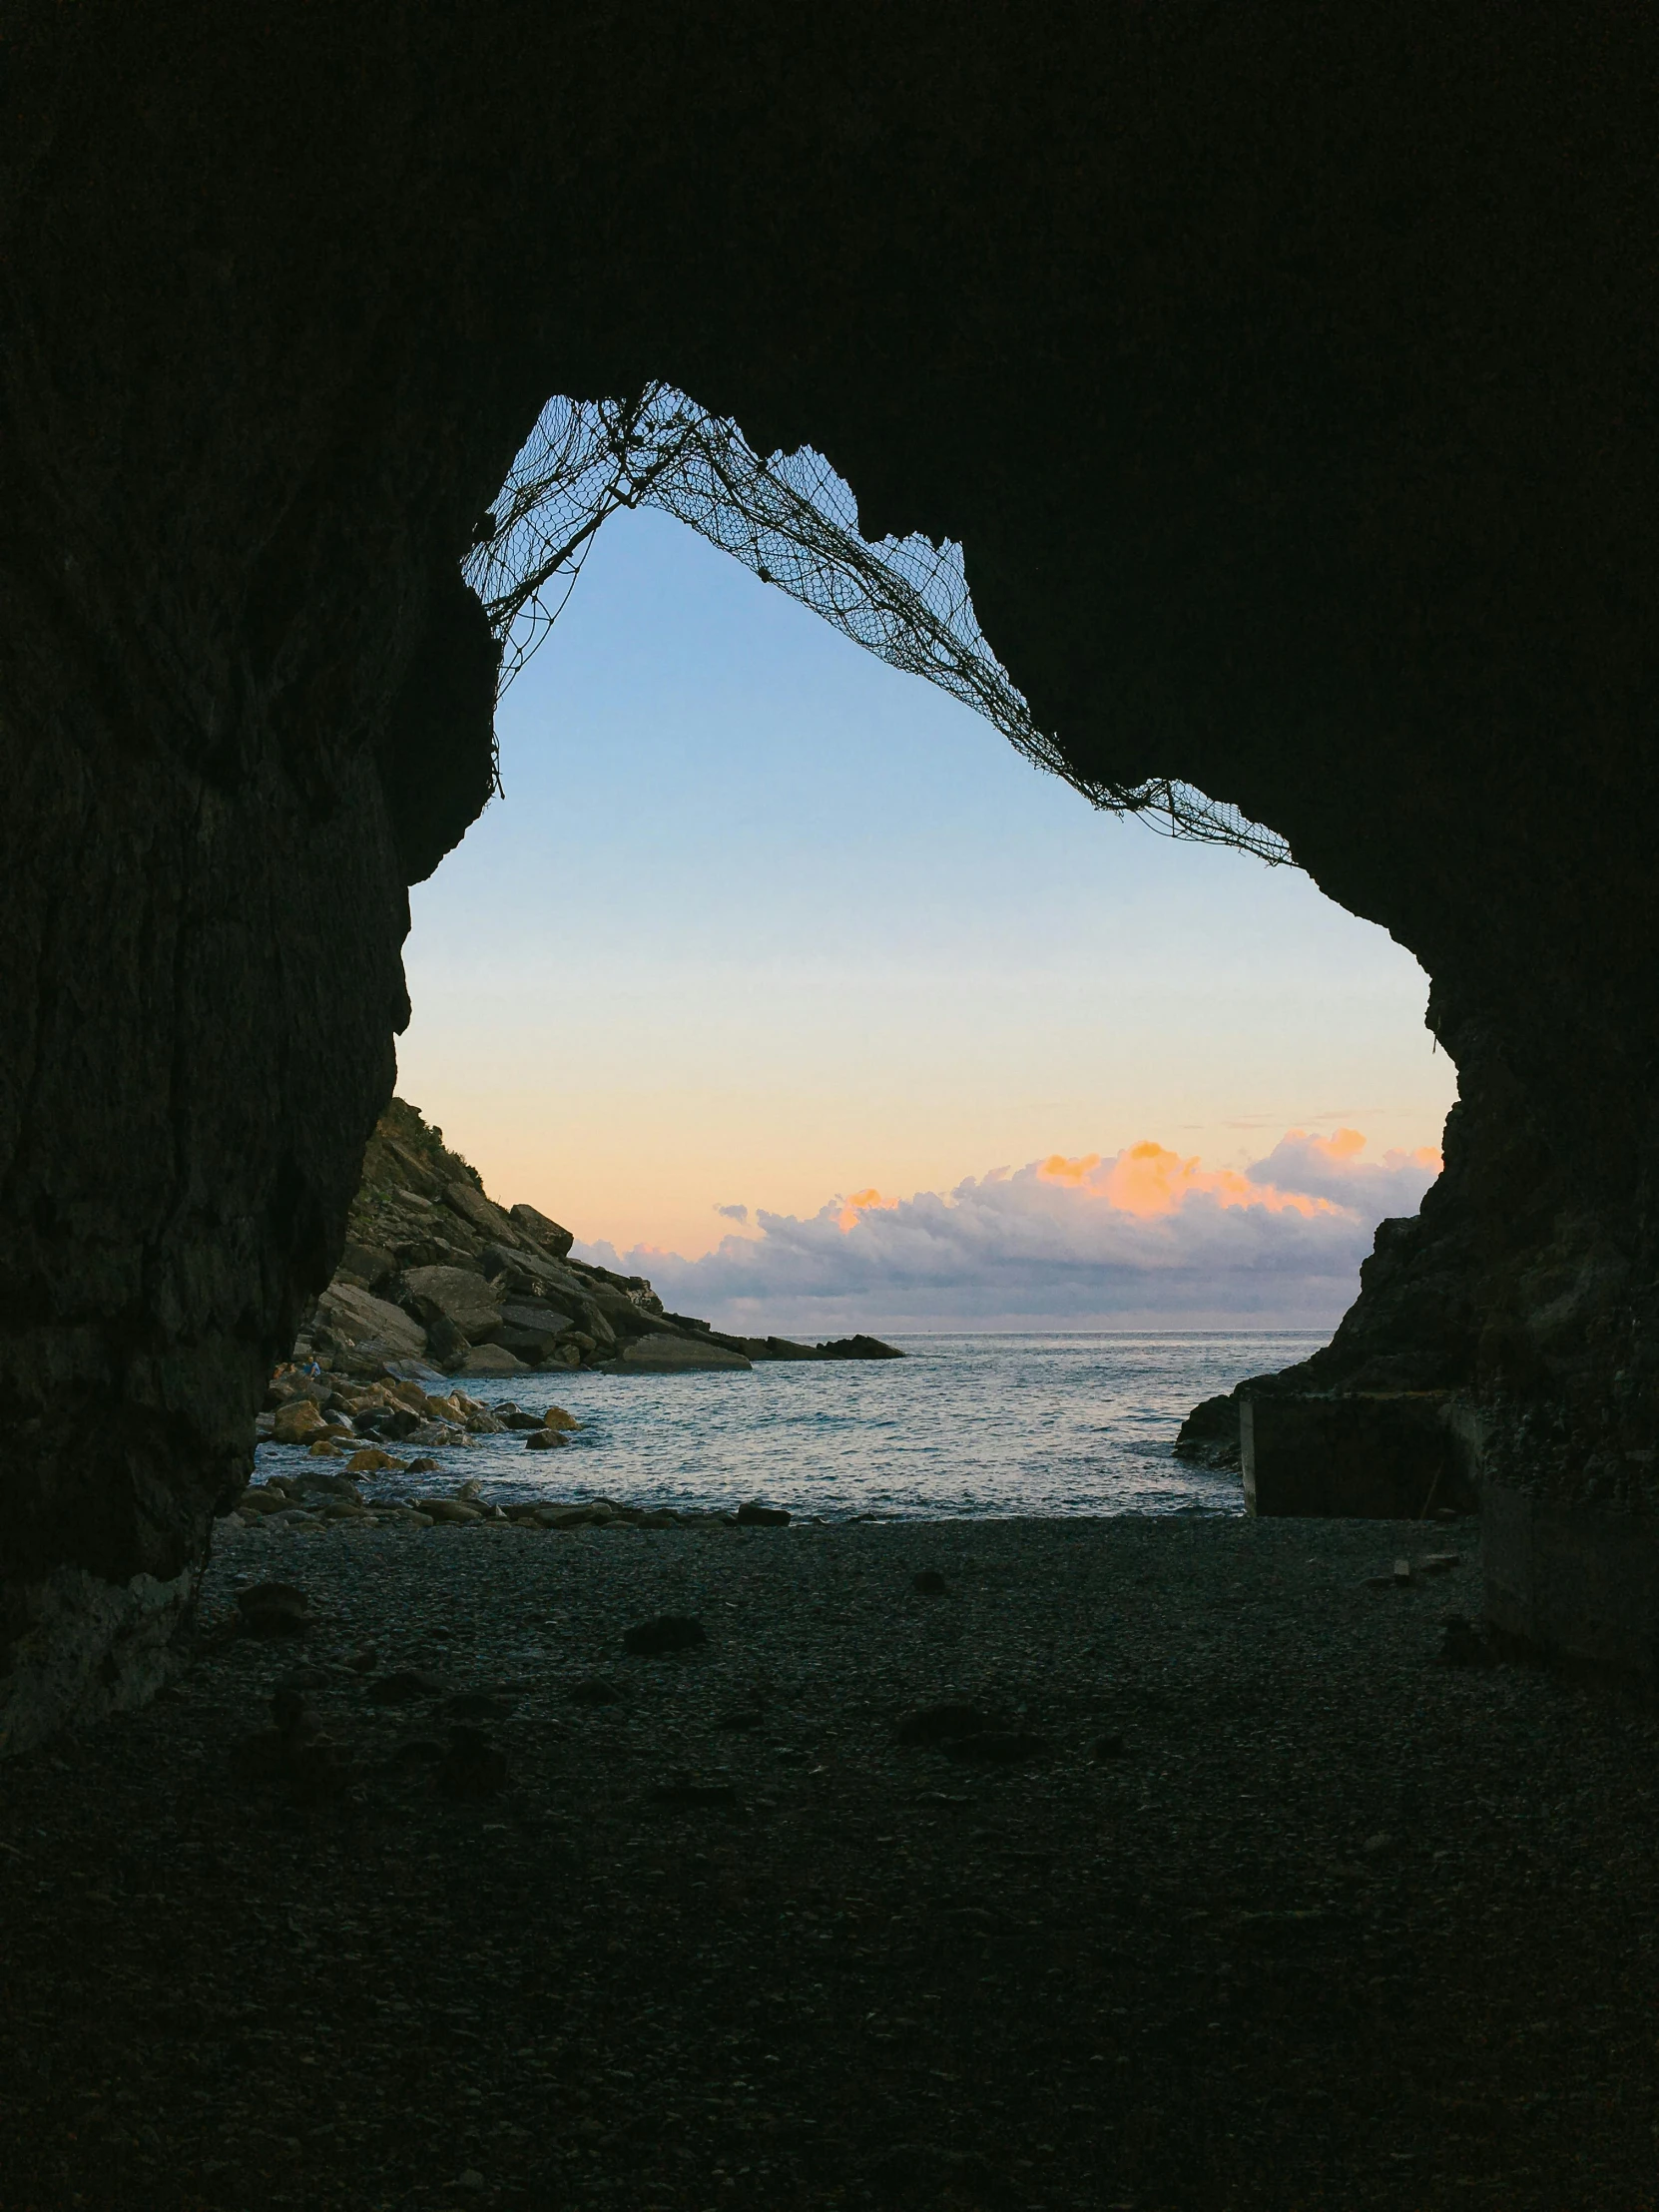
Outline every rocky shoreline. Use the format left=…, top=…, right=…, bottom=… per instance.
left=296, top=1100, right=900, bottom=1386
left=243, top=1363, right=801, bottom=1535
left=244, top=1101, right=903, bottom=1525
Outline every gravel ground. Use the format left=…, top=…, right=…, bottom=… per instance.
left=4, top=1511, right=1659, bottom=2212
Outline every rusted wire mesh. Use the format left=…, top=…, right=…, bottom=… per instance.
left=464, top=385, right=1289, bottom=863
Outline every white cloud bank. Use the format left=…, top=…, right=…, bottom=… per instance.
left=575, top=1129, right=1443, bottom=1335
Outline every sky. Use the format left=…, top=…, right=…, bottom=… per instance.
left=397, top=499, right=1458, bottom=1331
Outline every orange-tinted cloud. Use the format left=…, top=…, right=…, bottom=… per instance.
left=579, top=1125, right=1448, bottom=1331
left=835, top=1187, right=894, bottom=1232
left=1037, top=1140, right=1339, bottom=1220
left=1247, top=1127, right=1441, bottom=1208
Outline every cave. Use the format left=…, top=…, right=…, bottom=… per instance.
left=3, top=5, right=1656, bottom=1745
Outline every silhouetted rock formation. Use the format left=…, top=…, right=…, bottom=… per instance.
left=2, top=5, right=1656, bottom=1738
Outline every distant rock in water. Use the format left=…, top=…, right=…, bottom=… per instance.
left=597, top=1337, right=754, bottom=1375
left=285, top=1098, right=904, bottom=1385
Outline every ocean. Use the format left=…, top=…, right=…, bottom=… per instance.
left=268, top=1331, right=1326, bottom=1521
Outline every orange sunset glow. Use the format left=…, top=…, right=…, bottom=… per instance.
left=1046, top=1140, right=1333, bottom=1216
left=815, top=1132, right=1449, bottom=1237
left=1024, top=1129, right=1440, bottom=1223
left=835, top=1187, right=895, bottom=1232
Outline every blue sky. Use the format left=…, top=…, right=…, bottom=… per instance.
left=397, top=499, right=1455, bottom=1321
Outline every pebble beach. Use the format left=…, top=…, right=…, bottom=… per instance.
left=5, top=1508, right=1659, bottom=2212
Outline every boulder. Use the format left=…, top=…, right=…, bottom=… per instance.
left=492, top=1323, right=566, bottom=1363
left=459, top=1343, right=529, bottom=1378
left=335, top=1240, right=396, bottom=1291
left=344, top=1447, right=406, bottom=1473
left=268, top=1370, right=329, bottom=1408
left=388, top=1233, right=465, bottom=1271
left=664, top=1315, right=755, bottom=1357
left=441, top=1178, right=518, bottom=1244
left=272, top=1398, right=329, bottom=1445
left=480, top=1242, right=586, bottom=1301
left=499, top=1296, right=577, bottom=1331
left=482, top=1250, right=617, bottom=1346
left=379, top=1358, right=446, bottom=1386
left=422, top=1315, right=470, bottom=1370
left=292, top=1471, right=364, bottom=1501
left=239, top=1486, right=289, bottom=1514
left=355, top=1403, right=421, bottom=1441
left=509, top=1202, right=575, bottom=1259
left=316, top=1281, right=428, bottom=1359
left=597, top=1338, right=753, bottom=1374
left=1172, top=1388, right=1244, bottom=1468
left=583, top=1289, right=677, bottom=1342
left=582, top=1264, right=665, bottom=1316
left=399, top=1265, right=503, bottom=1345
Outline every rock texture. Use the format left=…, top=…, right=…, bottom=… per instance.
left=1, top=7, right=1655, bottom=1726
left=295, top=1098, right=900, bottom=1386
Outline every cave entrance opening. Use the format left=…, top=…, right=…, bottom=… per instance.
left=397, top=405, right=1457, bottom=1322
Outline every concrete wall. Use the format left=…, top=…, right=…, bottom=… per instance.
left=1482, top=1483, right=1659, bottom=1691
left=1242, top=1391, right=1477, bottom=1519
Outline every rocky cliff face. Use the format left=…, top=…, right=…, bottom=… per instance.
left=3, top=5, right=1656, bottom=1740
left=293, top=1097, right=898, bottom=1383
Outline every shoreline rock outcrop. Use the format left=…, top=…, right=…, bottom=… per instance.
left=290, top=1099, right=903, bottom=1386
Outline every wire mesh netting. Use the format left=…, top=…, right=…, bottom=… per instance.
left=463, top=384, right=1290, bottom=864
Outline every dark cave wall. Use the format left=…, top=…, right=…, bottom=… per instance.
left=0, top=7, right=533, bottom=1738
left=2, top=1, right=1656, bottom=1735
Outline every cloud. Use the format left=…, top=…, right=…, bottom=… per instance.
left=576, top=1128, right=1443, bottom=1335
left=1245, top=1127, right=1442, bottom=1213
left=714, top=1202, right=750, bottom=1224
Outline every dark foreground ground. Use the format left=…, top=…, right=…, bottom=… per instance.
left=3, top=1513, right=1657, bottom=2212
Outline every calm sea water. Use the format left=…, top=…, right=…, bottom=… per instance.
left=275, top=1332, right=1325, bottom=1521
